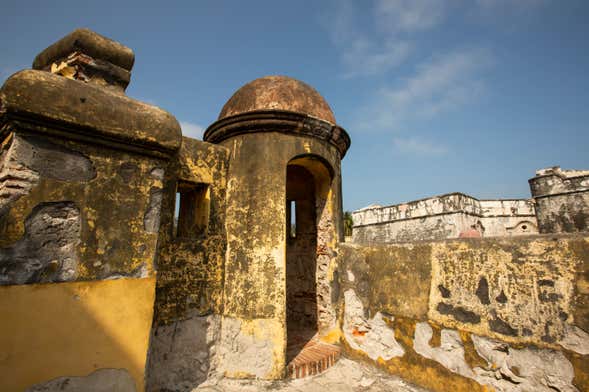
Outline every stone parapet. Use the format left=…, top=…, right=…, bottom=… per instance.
left=352, top=193, right=537, bottom=243
left=336, top=236, right=589, bottom=392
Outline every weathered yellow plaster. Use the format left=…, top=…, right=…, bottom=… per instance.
left=429, top=237, right=581, bottom=346
left=0, top=277, right=155, bottom=392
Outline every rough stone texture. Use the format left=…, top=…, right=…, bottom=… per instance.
left=1, top=70, right=181, bottom=153
left=0, top=201, right=80, bottom=285
left=536, top=194, right=589, bottom=233
left=338, top=243, right=432, bottom=320
left=216, top=316, right=278, bottom=379
left=2, top=134, right=95, bottom=184
left=153, top=137, right=229, bottom=322
left=0, top=28, right=180, bottom=392
left=413, top=323, right=473, bottom=377
left=530, top=166, right=589, bottom=234
left=33, top=28, right=135, bottom=72
left=343, top=289, right=405, bottom=361
left=212, top=129, right=345, bottom=379
left=32, top=29, right=135, bottom=92
left=343, top=316, right=489, bottom=392
left=0, top=135, right=40, bottom=216
left=8, top=28, right=588, bottom=392
left=143, top=187, right=163, bottom=233
left=560, top=324, right=589, bottom=355
left=336, top=239, right=589, bottom=392
left=26, top=369, right=136, bottom=392
left=429, top=237, right=584, bottom=345
left=343, top=310, right=583, bottom=392
left=147, top=314, right=220, bottom=391
left=0, top=46, right=182, bottom=283
left=471, top=334, right=577, bottom=391
left=572, top=241, right=589, bottom=336
left=0, top=133, right=94, bottom=218
left=412, top=322, right=580, bottom=391
left=217, top=75, right=336, bottom=124
left=195, top=358, right=428, bottom=392
left=0, top=133, right=168, bottom=282
left=352, top=193, right=538, bottom=244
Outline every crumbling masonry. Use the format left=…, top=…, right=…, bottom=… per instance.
left=1, top=29, right=588, bottom=392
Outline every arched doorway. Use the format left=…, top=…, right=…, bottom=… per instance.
left=285, top=155, right=333, bottom=366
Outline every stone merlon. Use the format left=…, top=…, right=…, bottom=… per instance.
left=0, top=70, right=181, bottom=154
left=529, top=166, right=589, bottom=198
left=33, top=28, right=135, bottom=71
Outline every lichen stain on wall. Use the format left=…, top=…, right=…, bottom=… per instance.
left=215, top=131, right=345, bottom=379
left=429, top=237, right=585, bottom=346
left=0, top=133, right=165, bottom=284
left=0, top=277, right=155, bottom=392
left=339, top=243, right=433, bottom=320
left=337, top=238, right=589, bottom=392
left=153, top=138, right=229, bottom=323
left=570, top=238, right=589, bottom=333
left=217, top=316, right=286, bottom=380
left=342, top=317, right=490, bottom=392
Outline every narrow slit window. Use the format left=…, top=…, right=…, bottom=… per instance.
left=175, top=181, right=210, bottom=238
left=289, top=200, right=296, bottom=238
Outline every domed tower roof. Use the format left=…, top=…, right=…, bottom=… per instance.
left=218, top=75, right=336, bottom=124
left=205, top=75, right=350, bottom=157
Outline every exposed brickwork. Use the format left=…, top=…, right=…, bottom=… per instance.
left=287, top=338, right=341, bottom=379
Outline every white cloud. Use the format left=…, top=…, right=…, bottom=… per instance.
left=180, top=121, right=205, bottom=140
left=393, top=136, right=448, bottom=155
left=386, top=48, right=490, bottom=113
left=326, top=1, right=428, bottom=77
left=328, top=0, right=356, bottom=46
left=357, top=48, right=492, bottom=131
left=342, top=39, right=411, bottom=78
left=325, top=0, right=541, bottom=78
left=325, top=0, right=450, bottom=78
left=374, top=0, right=446, bottom=34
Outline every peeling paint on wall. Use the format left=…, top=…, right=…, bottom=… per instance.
left=336, top=239, right=589, bottom=392
left=0, top=201, right=80, bottom=285
left=343, top=289, right=404, bottom=361
left=26, top=368, right=136, bottom=392
left=147, top=314, right=220, bottom=391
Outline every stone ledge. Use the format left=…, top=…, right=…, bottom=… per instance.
left=204, top=110, right=350, bottom=158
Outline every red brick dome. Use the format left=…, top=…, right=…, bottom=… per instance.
left=218, top=75, right=336, bottom=124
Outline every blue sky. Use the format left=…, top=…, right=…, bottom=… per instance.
left=1, top=0, right=588, bottom=211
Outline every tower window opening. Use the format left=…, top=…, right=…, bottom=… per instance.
left=174, top=181, right=210, bottom=238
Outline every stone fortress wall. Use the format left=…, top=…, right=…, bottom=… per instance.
left=352, top=193, right=538, bottom=244
left=353, top=166, right=589, bottom=246
left=0, top=29, right=587, bottom=392
left=530, top=167, right=589, bottom=234
left=345, top=167, right=589, bottom=391
left=336, top=236, right=589, bottom=392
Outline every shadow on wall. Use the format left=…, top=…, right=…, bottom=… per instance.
left=0, top=277, right=156, bottom=392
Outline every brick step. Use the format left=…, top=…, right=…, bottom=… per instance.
left=286, top=339, right=341, bottom=379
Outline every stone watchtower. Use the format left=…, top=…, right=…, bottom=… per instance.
left=204, top=76, right=350, bottom=379
left=0, top=29, right=181, bottom=391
